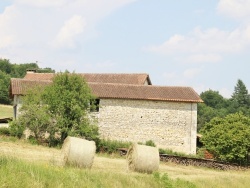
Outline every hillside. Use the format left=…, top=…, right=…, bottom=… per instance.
left=0, top=104, right=12, bottom=119
left=0, top=139, right=249, bottom=188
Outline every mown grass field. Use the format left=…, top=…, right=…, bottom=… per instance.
left=0, top=137, right=250, bottom=188
left=0, top=104, right=12, bottom=119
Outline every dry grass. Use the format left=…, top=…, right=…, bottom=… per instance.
left=0, top=138, right=250, bottom=188
left=159, top=162, right=250, bottom=188
left=0, top=104, right=13, bottom=119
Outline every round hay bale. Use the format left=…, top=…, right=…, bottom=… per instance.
left=61, top=136, right=96, bottom=168
left=126, top=143, right=159, bottom=173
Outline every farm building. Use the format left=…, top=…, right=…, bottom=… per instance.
left=9, top=72, right=202, bottom=154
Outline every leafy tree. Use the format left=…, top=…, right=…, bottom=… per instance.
left=200, top=112, right=250, bottom=165
left=10, top=63, right=39, bottom=78
left=0, top=59, right=12, bottom=74
left=200, top=90, right=227, bottom=109
left=0, top=70, right=11, bottom=104
left=14, top=72, right=99, bottom=145
left=198, top=90, right=229, bottom=131
left=43, top=72, right=99, bottom=143
left=17, top=86, right=52, bottom=143
left=0, top=60, right=55, bottom=105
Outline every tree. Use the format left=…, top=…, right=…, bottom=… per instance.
left=198, top=90, right=228, bottom=131
left=0, top=59, right=12, bottom=74
left=0, top=60, right=55, bottom=105
left=231, top=79, right=250, bottom=108
left=200, top=112, right=250, bottom=165
left=42, top=72, right=99, bottom=143
left=17, top=86, right=51, bottom=142
left=0, top=70, right=11, bottom=104
left=10, top=63, right=39, bottom=78
left=15, top=72, right=99, bottom=145
left=200, top=90, right=227, bottom=109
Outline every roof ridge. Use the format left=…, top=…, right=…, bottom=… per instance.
left=89, top=82, right=192, bottom=88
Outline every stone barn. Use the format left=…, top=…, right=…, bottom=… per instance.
left=10, top=72, right=202, bottom=154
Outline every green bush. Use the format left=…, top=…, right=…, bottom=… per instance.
left=201, top=112, right=250, bottom=165
left=8, top=121, right=25, bottom=139
left=158, top=148, right=187, bottom=157
left=96, top=139, right=131, bottom=154
left=145, top=140, right=156, bottom=147
left=0, top=127, right=10, bottom=136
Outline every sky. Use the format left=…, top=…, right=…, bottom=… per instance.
left=0, top=0, right=250, bottom=98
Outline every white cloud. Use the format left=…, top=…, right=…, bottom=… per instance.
left=146, top=26, right=250, bottom=63
left=52, top=15, right=87, bottom=49
left=183, top=68, right=201, bottom=79
left=0, top=5, right=20, bottom=48
left=0, top=0, right=137, bottom=68
left=163, top=72, right=177, bottom=80
left=145, top=1, right=250, bottom=66
left=148, top=26, right=249, bottom=54
left=16, top=0, right=69, bottom=8
left=217, top=0, right=250, bottom=20
left=185, top=54, right=222, bottom=63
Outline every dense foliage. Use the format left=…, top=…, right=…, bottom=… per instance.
left=12, top=72, right=99, bottom=146
left=198, top=79, right=250, bottom=131
left=200, top=113, right=250, bottom=165
left=0, top=59, right=55, bottom=104
left=0, top=70, right=11, bottom=104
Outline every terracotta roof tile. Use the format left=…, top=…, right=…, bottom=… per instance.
left=89, top=83, right=202, bottom=102
left=10, top=79, right=202, bottom=103
left=10, top=78, right=51, bottom=96
left=24, top=73, right=152, bottom=85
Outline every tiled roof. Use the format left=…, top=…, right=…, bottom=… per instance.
left=10, top=79, right=51, bottom=96
left=10, top=79, right=202, bottom=103
left=24, top=73, right=152, bottom=85
left=89, top=83, right=202, bottom=103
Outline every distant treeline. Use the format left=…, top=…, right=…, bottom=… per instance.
left=0, top=59, right=55, bottom=104
left=198, top=79, right=250, bottom=131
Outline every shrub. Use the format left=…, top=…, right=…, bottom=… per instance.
left=8, top=121, right=25, bottom=139
left=96, top=139, right=131, bottom=154
left=158, top=148, right=188, bottom=157
left=0, top=127, right=10, bottom=136
left=201, top=112, right=250, bottom=165
left=145, top=140, right=156, bottom=147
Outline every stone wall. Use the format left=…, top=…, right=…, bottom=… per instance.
left=13, top=95, right=22, bottom=119
left=98, top=99, right=197, bottom=154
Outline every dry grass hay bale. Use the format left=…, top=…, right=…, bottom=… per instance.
left=126, top=143, right=159, bottom=173
left=61, top=136, right=96, bottom=168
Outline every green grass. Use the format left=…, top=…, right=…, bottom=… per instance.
left=0, top=104, right=13, bottom=119
left=0, top=156, right=195, bottom=188
left=1, top=137, right=250, bottom=188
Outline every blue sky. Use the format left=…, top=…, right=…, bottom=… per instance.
left=0, top=0, right=250, bottom=98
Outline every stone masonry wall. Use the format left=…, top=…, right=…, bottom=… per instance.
left=98, top=99, right=197, bottom=154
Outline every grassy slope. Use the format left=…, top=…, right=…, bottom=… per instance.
left=0, top=138, right=250, bottom=188
left=0, top=104, right=13, bottom=119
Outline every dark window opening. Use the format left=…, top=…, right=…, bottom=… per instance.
left=90, top=99, right=100, bottom=112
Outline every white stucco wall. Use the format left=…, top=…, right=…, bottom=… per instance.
left=98, top=99, right=197, bottom=154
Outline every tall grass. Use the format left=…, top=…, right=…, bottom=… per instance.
left=0, top=156, right=195, bottom=188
